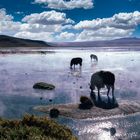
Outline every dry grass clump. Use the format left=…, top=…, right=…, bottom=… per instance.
left=0, top=114, right=77, bottom=140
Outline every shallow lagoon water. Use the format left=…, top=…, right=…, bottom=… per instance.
left=0, top=48, right=140, bottom=139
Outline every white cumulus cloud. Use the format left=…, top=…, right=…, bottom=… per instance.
left=56, top=31, right=76, bottom=41
left=74, top=11, right=140, bottom=41
left=0, top=8, right=13, bottom=21
left=20, top=23, right=62, bottom=33
left=74, top=11, right=140, bottom=30
left=0, top=9, right=21, bottom=35
left=14, top=31, right=54, bottom=42
left=1, top=8, right=140, bottom=42
left=33, top=0, right=93, bottom=10
left=0, top=9, right=74, bottom=41
left=22, top=10, right=74, bottom=25
left=76, top=27, right=134, bottom=41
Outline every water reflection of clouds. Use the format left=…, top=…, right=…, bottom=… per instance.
left=77, top=121, right=116, bottom=140
left=76, top=116, right=139, bottom=140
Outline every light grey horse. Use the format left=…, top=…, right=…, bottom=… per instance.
left=90, top=54, right=98, bottom=61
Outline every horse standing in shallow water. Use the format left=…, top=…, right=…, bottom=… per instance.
left=90, top=54, right=98, bottom=61
left=90, top=70, right=115, bottom=98
left=70, top=57, right=82, bottom=69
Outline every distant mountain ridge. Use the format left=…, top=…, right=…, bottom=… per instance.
left=0, top=35, right=140, bottom=48
left=0, top=35, right=50, bottom=47
left=53, top=37, right=140, bottom=47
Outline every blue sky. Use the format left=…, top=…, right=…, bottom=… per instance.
left=0, top=0, right=140, bottom=42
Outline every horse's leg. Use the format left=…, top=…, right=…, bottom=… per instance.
left=90, top=57, right=92, bottom=61
left=97, top=88, right=101, bottom=101
left=79, top=63, right=81, bottom=68
left=97, top=88, right=100, bottom=97
left=90, top=87, right=93, bottom=94
left=107, top=86, right=110, bottom=97
left=94, top=56, right=95, bottom=61
left=112, top=85, right=115, bottom=98
left=96, top=57, right=98, bottom=61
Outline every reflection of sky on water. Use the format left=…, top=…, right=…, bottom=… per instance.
left=0, top=49, right=140, bottom=139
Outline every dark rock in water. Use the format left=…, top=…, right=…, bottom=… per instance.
left=40, top=97, right=43, bottom=100
left=110, top=127, right=116, bottom=136
left=80, top=86, right=82, bottom=89
left=33, top=82, right=55, bottom=90
left=49, top=108, right=60, bottom=118
left=49, top=99, right=52, bottom=102
left=80, top=96, right=89, bottom=104
left=79, top=96, right=93, bottom=109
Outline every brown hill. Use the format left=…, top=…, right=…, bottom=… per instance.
left=0, top=35, right=51, bottom=47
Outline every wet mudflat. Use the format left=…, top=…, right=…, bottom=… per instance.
left=0, top=48, right=140, bottom=139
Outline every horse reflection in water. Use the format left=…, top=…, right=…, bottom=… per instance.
left=90, top=91, right=118, bottom=109
left=70, top=66, right=82, bottom=77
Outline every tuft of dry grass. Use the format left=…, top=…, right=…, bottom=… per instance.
left=0, top=114, right=77, bottom=140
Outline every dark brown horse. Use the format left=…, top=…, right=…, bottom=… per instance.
left=90, top=70, right=115, bottom=97
left=70, top=57, right=82, bottom=69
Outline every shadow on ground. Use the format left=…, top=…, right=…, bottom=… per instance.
left=90, top=92, right=119, bottom=109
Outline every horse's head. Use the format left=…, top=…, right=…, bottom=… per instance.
left=70, top=61, right=73, bottom=69
left=89, top=84, right=95, bottom=90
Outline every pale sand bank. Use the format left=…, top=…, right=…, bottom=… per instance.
left=34, top=101, right=140, bottom=119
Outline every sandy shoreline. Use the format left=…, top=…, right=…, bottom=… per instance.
left=0, top=50, right=55, bottom=54
left=34, top=101, right=140, bottom=119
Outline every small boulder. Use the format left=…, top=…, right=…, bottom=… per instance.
left=110, top=127, right=116, bottom=136
left=79, top=96, right=93, bottom=109
left=49, top=108, right=60, bottom=118
left=80, top=96, right=89, bottom=104
left=33, top=82, right=55, bottom=90
left=49, top=99, right=52, bottom=102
